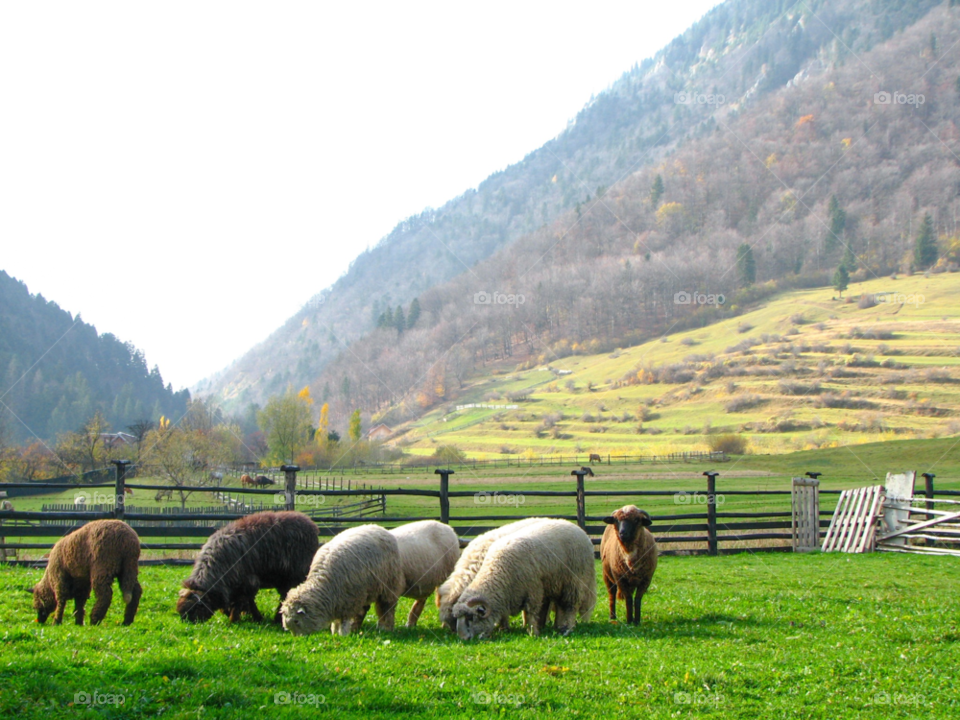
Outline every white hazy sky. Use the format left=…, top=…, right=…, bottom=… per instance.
left=1, top=1, right=723, bottom=390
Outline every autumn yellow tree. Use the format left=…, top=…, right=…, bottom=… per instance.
left=316, top=402, right=330, bottom=447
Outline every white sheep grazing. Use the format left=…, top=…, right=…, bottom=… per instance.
left=388, top=521, right=460, bottom=628
left=280, top=524, right=404, bottom=636
left=436, top=517, right=545, bottom=631
left=453, top=519, right=596, bottom=639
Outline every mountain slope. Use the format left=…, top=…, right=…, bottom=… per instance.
left=199, top=0, right=941, bottom=410
left=303, top=0, right=960, bottom=433
left=0, top=271, right=189, bottom=442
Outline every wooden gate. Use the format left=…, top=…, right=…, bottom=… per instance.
left=791, top=477, right=820, bottom=552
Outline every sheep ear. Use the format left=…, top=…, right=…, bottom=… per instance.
left=465, top=598, right=489, bottom=618
left=639, top=512, right=653, bottom=527
left=602, top=516, right=616, bottom=524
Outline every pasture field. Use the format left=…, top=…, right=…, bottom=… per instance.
left=1, top=553, right=958, bottom=718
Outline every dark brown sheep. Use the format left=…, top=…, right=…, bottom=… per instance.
left=177, top=511, right=318, bottom=623
left=32, top=519, right=142, bottom=626
left=601, top=505, right=658, bottom=624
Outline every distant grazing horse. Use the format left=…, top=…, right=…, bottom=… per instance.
left=253, top=475, right=275, bottom=487
left=589, top=453, right=602, bottom=464
left=241, top=474, right=255, bottom=488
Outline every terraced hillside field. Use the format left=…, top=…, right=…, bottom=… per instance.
left=396, top=273, right=960, bottom=459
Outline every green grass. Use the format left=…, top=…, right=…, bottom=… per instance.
left=1, top=554, right=958, bottom=718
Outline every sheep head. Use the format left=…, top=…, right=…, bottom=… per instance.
left=603, top=505, right=652, bottom=549
left=177, top=587, right=218, bottom=623
left=31, top=582, right=55, bottom=624
left=280, top=602, right=311, bottom=636
left=453, top=596, right=495, bottom=640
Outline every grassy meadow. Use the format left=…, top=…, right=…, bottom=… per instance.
left=1, top=553, right=958, bottom=719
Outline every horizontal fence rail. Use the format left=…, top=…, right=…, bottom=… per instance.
left=0, top=463, right=955, bottom=562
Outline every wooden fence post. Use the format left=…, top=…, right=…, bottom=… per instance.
left=111, top=460, right=130, bottom=521
left=704, top=471, right=719, bottom=556
left=435, top=468, right=453, bottom=524
left=281, top=465, right=299, bottom=511
left=921, top=472, right=936, bottom=546
left=571, top=468, right=588, bottom=530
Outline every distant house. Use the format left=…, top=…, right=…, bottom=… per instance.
left=99, top=432, right=136, bottom=449
left=367, top=423, right=392, bottom=441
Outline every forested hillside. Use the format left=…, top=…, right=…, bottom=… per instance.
left=0, top=271, right=189, bottom=443
left=308, top=1, right=960, bottom=429
left=200, top=0, right=943, bottom=412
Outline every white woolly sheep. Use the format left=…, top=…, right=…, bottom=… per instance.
left=388, top=520, right=460, bottom=628
left=452, top=518, right=596, bottom=639
left=436, top=517, right=544, bottom=631
left=601, top=505, right=658, bottom=624
left=280, top=524, right=404, bottom=636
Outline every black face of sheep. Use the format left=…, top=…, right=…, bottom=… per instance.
left=454, top=599, right=494, bottom=640
left=603, top=509, right=652, bottom=547
left=177, top=588, right=221, bottom=623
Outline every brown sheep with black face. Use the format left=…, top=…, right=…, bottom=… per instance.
left=601, top=505, right=658, bottom=624
left=32, top=519, right=142, bottom=626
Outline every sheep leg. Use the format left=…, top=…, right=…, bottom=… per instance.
left=375, top=594, right=397, bottom=632
left=554, top=605, right=578, bottom=636
left=498, top=614, right=511, bottom=630
left=605, top=578, right=618, bottom=620
left=337, top=619, right=353, bottom=636
left=53, top=577, right=73, bottom=625
left=73, top=583, right=91, bottom=626
left=89, top=577, right=114, bottom=626
left=247, top=596, right=264, bottom=623
left=632, top=593, right=643, bottom=625
left=621, top=585, right=635, bottom=625
left=273, top=587, right=291, bottom=624
left=538, top=599, right=552, bottom=630
left=119, top=561, right=141, bottom=626
left=406, top=597, right=427, bottom=628
left=524, top=588, right=545, bottom=636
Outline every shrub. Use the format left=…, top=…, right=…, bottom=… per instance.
left=431, top=445, right=467, bottom=464
left=778, top=381, right=822, bottom=396
left=858, top=294, right=877, bottom=309
left=725, top=394, right=765, bottom=413
left=708, top=434, right=749, bottom=454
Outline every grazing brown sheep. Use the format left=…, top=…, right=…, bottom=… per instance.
left=178, top=511, right=318, bottom=623
left=31, top=520, right=142, bottom=626
left=601, top=505, right=658, bottom=625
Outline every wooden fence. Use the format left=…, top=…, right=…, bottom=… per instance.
left=244, top=451, right=728, bottom=476
left=0, top=464, right=956, bottom=562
